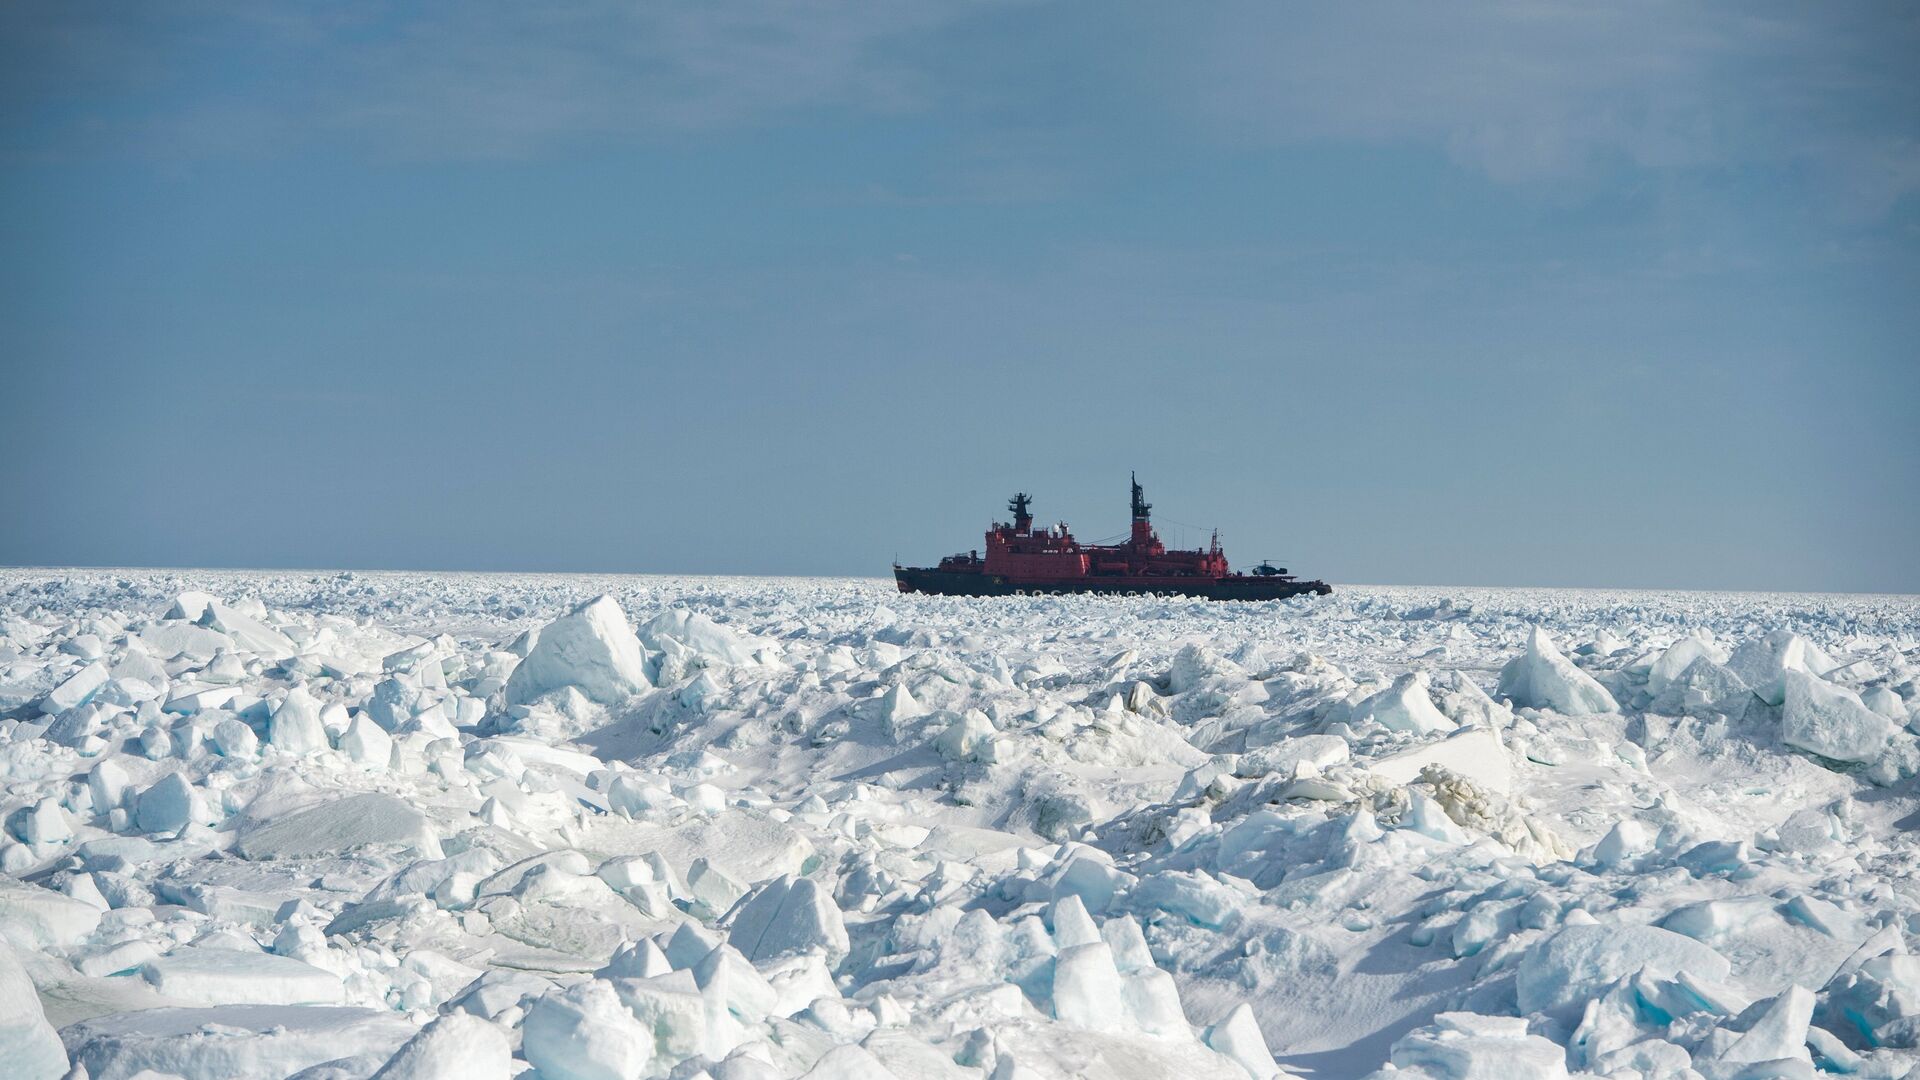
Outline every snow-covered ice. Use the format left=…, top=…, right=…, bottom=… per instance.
left=1, top=568, right=1918, bottom=1078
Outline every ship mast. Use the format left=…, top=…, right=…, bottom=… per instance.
left=1008, top=492, right=1034, bottom=534
left=1128, top=471, right=1158, bottom=552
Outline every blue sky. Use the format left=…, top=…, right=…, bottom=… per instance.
left=3, top=2, right=1917, bottom=591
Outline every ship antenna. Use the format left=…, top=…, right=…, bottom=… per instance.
left=1130, top=471, right=1151, bottom=522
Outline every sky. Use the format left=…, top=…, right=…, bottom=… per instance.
left=2, top=2, right=1917, bottom=593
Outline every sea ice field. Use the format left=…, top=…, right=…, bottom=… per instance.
left=3, top=568, right=1919, bottom=1080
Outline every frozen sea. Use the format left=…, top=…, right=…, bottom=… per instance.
left=2, top=568, right=1918, bottom=1079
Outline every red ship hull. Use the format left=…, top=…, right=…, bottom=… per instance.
left=892, top=475, right=1332, bottom=602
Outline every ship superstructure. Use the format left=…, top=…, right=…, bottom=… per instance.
left=893, top=474, right=1331, bottom=600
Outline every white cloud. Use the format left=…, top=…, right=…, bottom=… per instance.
left=1170, top=2, right=1919, bottom=209
left=4, top=0, right=1914, bottom=217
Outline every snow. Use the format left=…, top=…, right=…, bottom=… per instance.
left=0, top=569, right=1918, bottom=1079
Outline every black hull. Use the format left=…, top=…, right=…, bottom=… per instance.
left=893, top=567, right=1332, bottom=601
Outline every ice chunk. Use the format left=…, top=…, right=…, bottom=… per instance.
left=201, top=601, right=297, bottom=658
left=608, top=975, right=707, bottom=1061
left=1389, top=1012, right=1569, bottom=1080
left=798, top=1044, right=900, bottom=1080
left=162, top=683, right=242, bottom=714
left=1496, top=628, right=1619, bottom=715
left=1649, top=655, right=1751, bottom=717
left=1050, top=893, right=1101, bottom=948
left=1121, top=967, right=1189, bottom=1037
left=505, top=595, right=651, bottom=706
left=1206, top=1002, right=1279, bottom=1079
left=1517, top=924, right=1731, bottom=1014
left=64, top=1005, right=415, bottom=1080
left=269, top=687, right=330, bottom=754
left=1718, top=985, right=1813, bottom=1069
left=877, top=683, right=925, bottom=729
left=341, top=713, right=394, bottom=767
left=606, top=774, right=676, bottom=818
left=1351, top=671, right=1457, bottom=735
left=0, top=880, right=102, bottom=950
left=1102, top=916, right=1155, bottom=974
left=138, top=621, right=233, bottom=661
left=687, top=856, right=747, bottom=916
left=1728, top=631, right=1837, bottom=706
left=1169, top=643, right=1245, bottom=693
left=601, top=938, right=674, bottom=980
left=1648, top=636, right=1730, bottom=694
left=87, top=753, right=133, bottom=810
left=1132, top=870, right=1246, bottom=930
left=1861, top=686, right=1907, bottom=721
left=135, top=772, right=196, bottom=834
left=0, top=943, right=66, bottom=1080
left=366, top=1013, right=509, bottom=1080
left=935, top=710, right=999, bottom=762
left=663, top=921, right=725, bottom=971
left=41, top=661, right=109, bottom=714
left=522, top=980, right=654, bottom=1080
left=1590, top=819, right=1655, bottom=867
left=142, top=947, right=343, bottom=1005
left=237, top=793, right=442, bottom=860
left=1052, top=941, right=1125, bottom=1031
left=1050, top=853, right=1130, bottom=916
left=638, top=609, right=767, bottom=667
left=164, top=591, right=219, bottom=621
left=1780, top=671, right=1897, bottom=764
left=1235, top=734, right=1350, bottom=779
left=1576, top=630, right=1626, bottom=656
left=15, top=797, right=72, bottom=846
left=727, top=876, right=849, bottom=966
left=693, top=943, right=779, bottom=1025
left=213, top=715, right=260, bottom=758
left=1368, top=726, right=1510, bottom=797
left=1814, top=952, right=1920, bottom=1050
left=1403, top=789, right=1471, bottom=844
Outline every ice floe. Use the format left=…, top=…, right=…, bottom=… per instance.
left=0, top=570, right=1915, bottom=1078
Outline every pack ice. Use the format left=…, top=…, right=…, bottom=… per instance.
left=1, top=570, right=1918, bottom=1079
